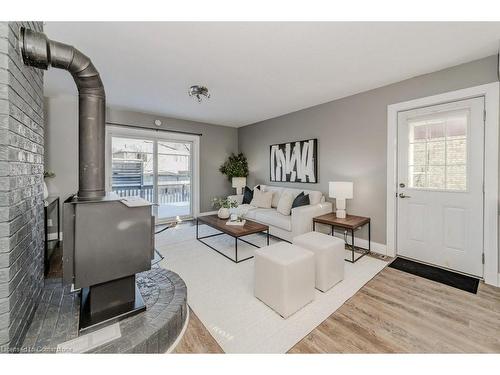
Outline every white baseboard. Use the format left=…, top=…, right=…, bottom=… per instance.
left=331, top=229, right=387, bottom=256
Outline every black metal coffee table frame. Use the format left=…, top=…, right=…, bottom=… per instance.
left=196, top=218, right=270, bottom=264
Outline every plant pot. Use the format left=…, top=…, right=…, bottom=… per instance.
left=217, top=207, right=230, bottom=219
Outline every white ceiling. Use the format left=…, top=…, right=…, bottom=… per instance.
left=44, top=22, right=500, bottom=127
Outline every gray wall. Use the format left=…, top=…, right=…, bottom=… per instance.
left=0, top=22, right=45, bottom=351
left=44, top=98, right=238, bottom=214
left=238, top=55, right=499, bottom=247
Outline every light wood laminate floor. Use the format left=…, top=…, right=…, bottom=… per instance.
left=174, top=266, right=500, bottom=353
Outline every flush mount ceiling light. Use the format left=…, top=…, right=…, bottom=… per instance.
left=188, top=85, right=210, bottom=103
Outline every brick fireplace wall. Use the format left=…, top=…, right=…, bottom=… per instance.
left=0, top=21, right=45, bottom=351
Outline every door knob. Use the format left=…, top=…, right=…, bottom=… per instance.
left=399, top=193, right=411, bottom=198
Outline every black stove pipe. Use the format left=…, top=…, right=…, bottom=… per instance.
left=20, top=27, right=106, bottom=200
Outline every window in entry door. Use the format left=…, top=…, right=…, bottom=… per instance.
left=408, top=109, right=468, bottom=191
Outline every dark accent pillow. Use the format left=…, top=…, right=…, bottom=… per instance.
left=242, top=185, right=260, bottom=204
left=291, top=191, right=310, bottom=209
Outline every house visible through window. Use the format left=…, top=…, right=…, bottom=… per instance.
left=408, top=109, right=468, bottom=191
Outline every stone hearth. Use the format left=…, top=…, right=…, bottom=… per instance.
left=20, top=267, right=187, bottom=353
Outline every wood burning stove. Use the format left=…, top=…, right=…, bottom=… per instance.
left=20, top=27, right=154, bottom=332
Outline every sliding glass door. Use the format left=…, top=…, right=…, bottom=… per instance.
left=110, top=136, right=155, bottom=203
left=157, top=141, right=192, bottom=220
left=107, top=126, right=198, bottom=223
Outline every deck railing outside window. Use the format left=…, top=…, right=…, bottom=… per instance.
left=112, top=183, right=190, bottom=204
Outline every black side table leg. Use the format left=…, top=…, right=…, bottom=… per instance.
left=44, top=206, right=48, bottom=276
left=351, top=229, right=355, bottom=263
left=267, top=229, right=270, bottom=246
left=235, top=237, right=238, bottom=263
left=368, top=221, right=371, bottom=253
left=56, top=198, right=60, bottom=246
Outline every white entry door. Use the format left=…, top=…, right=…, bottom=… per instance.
left=397, top=97, right=484, bottom=276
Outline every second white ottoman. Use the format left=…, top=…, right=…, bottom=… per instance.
left=293, top=231, right=345, bottom=292
left=254, top=242, right=315, bottom=318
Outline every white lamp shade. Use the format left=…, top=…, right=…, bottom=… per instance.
left=232, top=177, right=247, bottom=188
left=329, top=181, right=353, bottom=199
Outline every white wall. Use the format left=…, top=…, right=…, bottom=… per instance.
left=44, top=96, right=79, bottom=202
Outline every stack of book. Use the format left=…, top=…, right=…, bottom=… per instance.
left=226, top=219, right=246, bottom=226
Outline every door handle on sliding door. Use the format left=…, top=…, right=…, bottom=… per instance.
left=399, top=193, right=411, bottom=198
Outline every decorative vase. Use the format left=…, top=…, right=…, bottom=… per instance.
left=43, top=180, right=49, bottom=200
left=217, top=207, right=230, bottom=219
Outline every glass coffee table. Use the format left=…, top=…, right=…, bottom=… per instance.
left=196, top=214, right=270, bottom=263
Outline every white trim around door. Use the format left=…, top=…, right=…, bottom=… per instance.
left=386, top=82, right=499, bottom=286
left=105, top=125, right=201, bottom=221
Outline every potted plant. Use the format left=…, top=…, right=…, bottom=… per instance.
left=212, top=197, right=239, bottom=219
left=219, top=153, right=249, bottom=194
left=43, top=171, right=56, bottom=200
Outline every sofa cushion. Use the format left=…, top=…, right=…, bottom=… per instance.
left=282, top=188, right=303, bottom=199
left=291, top=192, right=310, bottom=209
left=242, top=185, right=260, bottom=204
left=262, top=184, right=323, bottom=206
left=251, top=188, right=273, bottom=208
left=237, top=204, right=256, bottom=218
left=254, top=210, right=292, bottom=231
left=304, top=190, right=322, bottom=205
left=276, top=191, right=294, bottom=216
left=261, top=186, right=283, bottom=208
left=270, top=191, right=281, bottom=208
left=286, top=189, right=321, bottom=205
left=244, top=207, right=272, bottom=221
left=242, top=186, right=253, bottom=204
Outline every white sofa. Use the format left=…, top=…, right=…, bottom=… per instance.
left=228, top=184, right=332, bottom=242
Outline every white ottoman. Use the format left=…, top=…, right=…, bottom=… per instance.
left=293, top=231, right=345, bottom=292
left=254, top=242, right=315, bottom=318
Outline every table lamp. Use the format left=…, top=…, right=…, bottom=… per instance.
left=329, top=181, right=353, bottom=219
left=232, top=177, right=247, bottom=195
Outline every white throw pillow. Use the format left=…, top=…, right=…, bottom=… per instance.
left=276, top=192, right=294, bottom=216
left=271, top=191, right=281, bottom=208
left=250, top=188, right=273, bottom=208
left=305, top=190, right=322, bottom=205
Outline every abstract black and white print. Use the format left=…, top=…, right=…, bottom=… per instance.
left=270, top=139, right=317, bottom=183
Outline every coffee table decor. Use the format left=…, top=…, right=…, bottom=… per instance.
left=226, top=219, right=246, bottom=226
left=212, top=196, right=239, bottom=219
left=196, top=214, right=269, bottom=263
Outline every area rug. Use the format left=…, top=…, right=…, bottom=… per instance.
left=157, top=224, right=387, bottom=353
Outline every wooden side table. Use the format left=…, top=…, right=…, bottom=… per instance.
left=313, top=213, right=370, bottom=263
